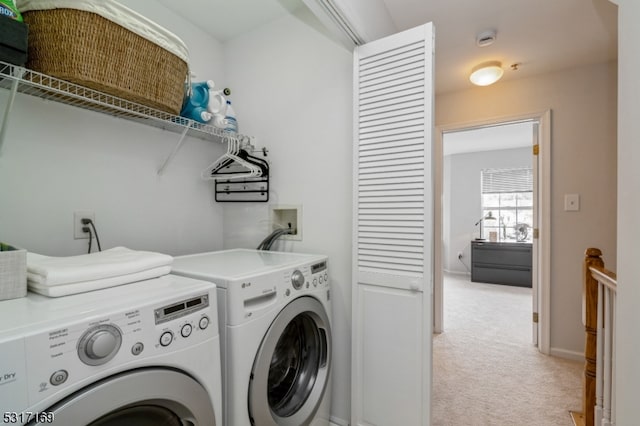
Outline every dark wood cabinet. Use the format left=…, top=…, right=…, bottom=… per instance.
left=471, top=241, right=532, bottom=287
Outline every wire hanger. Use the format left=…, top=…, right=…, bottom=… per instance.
left=201, top=135, right=263, bottom=180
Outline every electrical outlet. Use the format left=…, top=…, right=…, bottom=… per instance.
left=457, top=252, right=463, bottom=260
left=74, top=211, right=95, bottom=239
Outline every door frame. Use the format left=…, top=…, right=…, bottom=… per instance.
left=433, top=110, right=551, bottom=355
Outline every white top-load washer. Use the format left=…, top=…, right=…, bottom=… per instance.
left=171, top=249, right=332, bottom=426
left=0, top=275, right=222, bottom=426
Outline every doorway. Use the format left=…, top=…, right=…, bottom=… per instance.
left=433, top=111, right=551, bottom=354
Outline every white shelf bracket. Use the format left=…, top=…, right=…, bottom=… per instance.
left=0, top=66, right=25, bottom=155
left=157, top=120, right=194, bottom=176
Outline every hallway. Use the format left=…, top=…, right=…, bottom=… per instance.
left=432, top=273, right=582, bottom=425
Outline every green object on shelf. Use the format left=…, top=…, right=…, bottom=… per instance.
left=0, top=242, right=20, bottom=251
left=0, top=0, right=23, bottom=22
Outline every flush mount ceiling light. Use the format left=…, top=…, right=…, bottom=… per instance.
left=469, top=61, right=504, bottom=86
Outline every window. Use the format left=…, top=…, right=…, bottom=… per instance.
left=481, top=167, right=533, bottom=242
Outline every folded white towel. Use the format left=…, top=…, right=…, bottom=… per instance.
left=28, top=265, right=172, bottom=297
left=27, top=246, right=173, bottom=287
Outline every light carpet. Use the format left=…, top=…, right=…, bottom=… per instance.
left=432, top=273, right=583, bottom=426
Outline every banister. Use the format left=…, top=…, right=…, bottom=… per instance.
left=582, top=248, right=604, bottom=426
left=580, top=248, right=617, bottom=426
left=589, top=266, right=617, bottom=292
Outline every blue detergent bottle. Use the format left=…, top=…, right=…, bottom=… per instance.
left=181, top=80, right=215, bottom=123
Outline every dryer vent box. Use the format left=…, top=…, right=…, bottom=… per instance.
left=270, top=205, right=302, bottom=241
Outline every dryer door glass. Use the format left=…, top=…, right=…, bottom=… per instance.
left=268, top=312, right=325, bottom=416
left=249, top=296, right=332, bottom=426
left=90, top=405, right=182, bottom=426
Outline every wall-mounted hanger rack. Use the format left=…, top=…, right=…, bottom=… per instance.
left=205, top=136, right=270, bottom=202
left=215, top=176, right=269, bottom=202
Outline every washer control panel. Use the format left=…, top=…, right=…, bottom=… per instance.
left=154, top=294, right=209, bottom=324
left=310, top=260, right=328, bottom=289
left=290, top=260, right=329, bottom=291
left=11, top=288, right=217, bottom=411
left=230, top=256, right=329, bottom=325
left=153, top=294, right=210, bottom=348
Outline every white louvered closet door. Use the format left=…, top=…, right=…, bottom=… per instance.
left=352, top=23, right=434, bottom=426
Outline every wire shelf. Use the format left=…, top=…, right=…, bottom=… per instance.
left=0, top=61, right=244, bottom=143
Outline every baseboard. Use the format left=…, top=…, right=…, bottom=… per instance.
left=330, top=416, right=349, bottom=426
left=549, top=347, right=584, bottom=362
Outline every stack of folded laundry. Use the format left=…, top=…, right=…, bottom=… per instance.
left=27, top=246, right=173, bottom=297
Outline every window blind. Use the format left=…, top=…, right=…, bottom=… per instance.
left=481, top=167, right=533, bottom=194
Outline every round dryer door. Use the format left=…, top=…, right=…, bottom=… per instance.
left=27, top=369, right=217, bottom=426
left=248, top=296, right=332, bottom=426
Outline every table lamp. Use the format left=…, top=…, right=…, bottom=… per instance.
left=475, top=211, right=497, bottom=241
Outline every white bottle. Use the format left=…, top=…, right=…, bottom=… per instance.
left=212, top=113, right=227, bottom=129
left=208, top=91, right=227, bottom=116
left=224, top=100, right=238, bottom=133
left=199, top=110, right=213, bottom=122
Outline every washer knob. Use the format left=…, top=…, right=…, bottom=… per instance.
left=50, top=370, right=68, bottom=386
left=181, top=324, right=193, bottom=338
left=291, top=270, right=305, bottom=290
left=131, top=342, right=144, bottom=356
left=78, top=324, right=122, bottom=366
left=160, top=331, right=173, bottom=347
left=199, top=316, right=210, bottom=330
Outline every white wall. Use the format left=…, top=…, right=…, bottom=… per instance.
left=220, top=8, right=353, bottom=425
left=0, top=1, right=227, bottom=256
left=444, top=147, right=531, bottom=273
left=437, top=61, right=618, bottom=356
left=612, top=1, right=639, bottom=423
left=332, top=0, right=397, bottom=42
left=120, top=0, right=226, bottom=81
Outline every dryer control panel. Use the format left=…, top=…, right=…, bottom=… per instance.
left=0, top=284, right=218, bottom=416
left=309, top=260, right=329, bottom=288
left=226, top=257, right=330, bottom=326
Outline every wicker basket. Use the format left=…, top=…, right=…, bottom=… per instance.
left=22, top=8, right=188, bottom=114
left=0, top=243, right=27, bottom=301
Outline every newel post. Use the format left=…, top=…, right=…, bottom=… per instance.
left=583, top=248, right=604, bottom=426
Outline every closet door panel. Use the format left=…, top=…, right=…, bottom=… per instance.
left=352, top=23, right=434, bottom=426
left=356, top=284, right=424, bottom=426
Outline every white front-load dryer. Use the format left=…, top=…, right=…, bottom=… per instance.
left=0, top=275, right=222, bottom=426
left=172, top=249, right=332, bottom=426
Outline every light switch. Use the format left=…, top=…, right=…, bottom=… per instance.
left=564, top=194, right=580, bottom=211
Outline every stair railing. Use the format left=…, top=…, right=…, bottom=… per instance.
left=582, top=248, right=617, bottom=426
